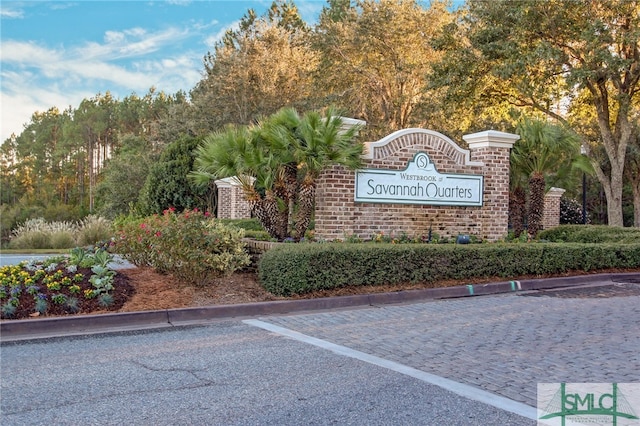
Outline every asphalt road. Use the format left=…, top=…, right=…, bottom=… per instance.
left=1, top=263, right=638, bottom=425
left=0, top=253, right=134, bottom=269
left=0, top=254, right=53, bottom=267
left=0, top=321, right=531, bottom=426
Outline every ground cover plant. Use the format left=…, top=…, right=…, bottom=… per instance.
left=0, top=247, right=133, bottom=320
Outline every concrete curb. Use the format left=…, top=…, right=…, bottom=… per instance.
left=2, top=272, right=639, bottom=343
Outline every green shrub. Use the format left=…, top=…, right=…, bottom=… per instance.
left=538, top=225, right=640, bottom=244
left=77, top=215, right=113, bottom=246
left=8, top=218, right=78, bottom=249
left=49, top=231, right=77, bottom=249
left=243, top=230, right=273, bottom=241
left=112, top=208, right=250, bottom=285
left=8, top=230, right=51, bottom=249
left=258, top=242, right=640, bottom=296
left=219, top=218, right=264, bottom=232
left=560, top=197, right=588, bottom=225
left=42, top=203, right=84, bottom=223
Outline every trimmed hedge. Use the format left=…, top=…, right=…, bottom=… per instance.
left=219, top=218, right=265, bottom=232
left=258, top=243, right=640, bottom=296
left=538, top=225, right=640, bottom=244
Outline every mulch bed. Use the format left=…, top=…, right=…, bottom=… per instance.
left=3, top=268, right=135, bottom=320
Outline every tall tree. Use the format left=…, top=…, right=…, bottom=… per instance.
left=435, top=0, right=640, bottom=226
left=0, top=134, right=21, bottom=205
left=73, top=93, right=118, bottom=212
left=311, top=0, right=455, bottom=139
left=511, top=118, right=582, bottom=237
left=190, top=0, right=318, bottom=131
left=628, top=131, right=640, bottom=227
left=138, top=136, right=213, bottom=215
left=96, top=135, right=157, bottom=218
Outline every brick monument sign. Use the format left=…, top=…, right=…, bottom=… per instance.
left=314, top=127, right=520, bottom=242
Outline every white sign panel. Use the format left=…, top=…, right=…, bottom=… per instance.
left=355, top=152, right=483, bottom=206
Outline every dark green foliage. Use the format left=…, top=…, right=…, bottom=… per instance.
left=560, top=197, right=587, bottom=225
left=96, top=135, right=156, bottom=218
left=218, top=218, right=265, bottom=232
left=139, top=136, right=214, bottom=215
left=258, top=242, right=640, bottom=296
left=538, top=225, right=640, bottom=244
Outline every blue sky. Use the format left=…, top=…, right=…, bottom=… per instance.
left=0, top=0, right=325, bottom=142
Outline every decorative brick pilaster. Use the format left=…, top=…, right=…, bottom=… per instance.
left=215, top=177, right=252, bottom=219
left=463, top=130, right=520, bottom=241
left=543, top=187, right=566, bottom=230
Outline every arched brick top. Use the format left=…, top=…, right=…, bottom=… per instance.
left=363, top=128, right=483, bottom=166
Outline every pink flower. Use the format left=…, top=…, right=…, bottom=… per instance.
left=204, top=211, right=211, bottom=217
left=155, top=231, right=162, bottom=237
left=140, top=223, right=147, bottom=229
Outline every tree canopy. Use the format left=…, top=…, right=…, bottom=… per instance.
left=2, top=0, right=639, bottom=232
left=434, top=0, right=640, bottom=226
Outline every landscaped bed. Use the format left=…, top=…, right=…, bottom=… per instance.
left=2, top=224, right=639, bottom=321
left=2, top=254, right=639, bottom=321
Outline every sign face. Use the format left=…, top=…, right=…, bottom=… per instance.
left=354, top=152, right=483, bottom=206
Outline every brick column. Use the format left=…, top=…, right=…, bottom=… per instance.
left=543, top=187, right=565, bottom=230
left=462, top=130, right=520, bottom=241
left=215, top=177, right=252, bottom=219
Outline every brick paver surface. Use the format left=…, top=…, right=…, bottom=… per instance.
left=260, top=291, right=640, bottom=407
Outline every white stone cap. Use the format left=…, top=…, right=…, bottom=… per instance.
left=463, top=130, right=520, bottom=149
left=546, top=187, right=566, bottom=197
left=362, top=128, right=483, bottom=166
left=339, top=117, right=367, bottom=129
left=214, top=176, right=252, bottom=188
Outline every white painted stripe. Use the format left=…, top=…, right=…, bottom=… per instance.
left=244, top=318, right=537, bottom=421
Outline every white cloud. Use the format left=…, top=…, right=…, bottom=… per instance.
left=0, top=5, right=24, bottom=19
left=192, top=19, right=220, bottom=31
left=104, top=31, right=126, bottom=44
left=0, top=70, right=93, bottom=141
left=0, top=25, right=203, bottom=142
left=204, top=21, right=239, bottom=48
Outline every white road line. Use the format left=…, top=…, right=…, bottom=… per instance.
left=244, top=318, right=537, bottom=421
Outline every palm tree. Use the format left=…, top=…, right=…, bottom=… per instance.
left=191, top=124, right=284, bottom=239
left=511, top=118, right=582, bottom=238
left=293, top=108, right=364, bottom=239
left=191, top=107, right=364, bottom=241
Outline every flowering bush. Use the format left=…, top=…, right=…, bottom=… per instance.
left=112, top=209, right=250, bottom=285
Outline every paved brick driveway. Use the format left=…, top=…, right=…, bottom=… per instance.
left=260, top=289, right=640, bottom=407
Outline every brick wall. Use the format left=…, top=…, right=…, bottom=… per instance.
left=215, top=178, right=252, bottom=219
left=315, top=129, right=519, bottom=242
left=543, top=187, right=565, bottom=230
